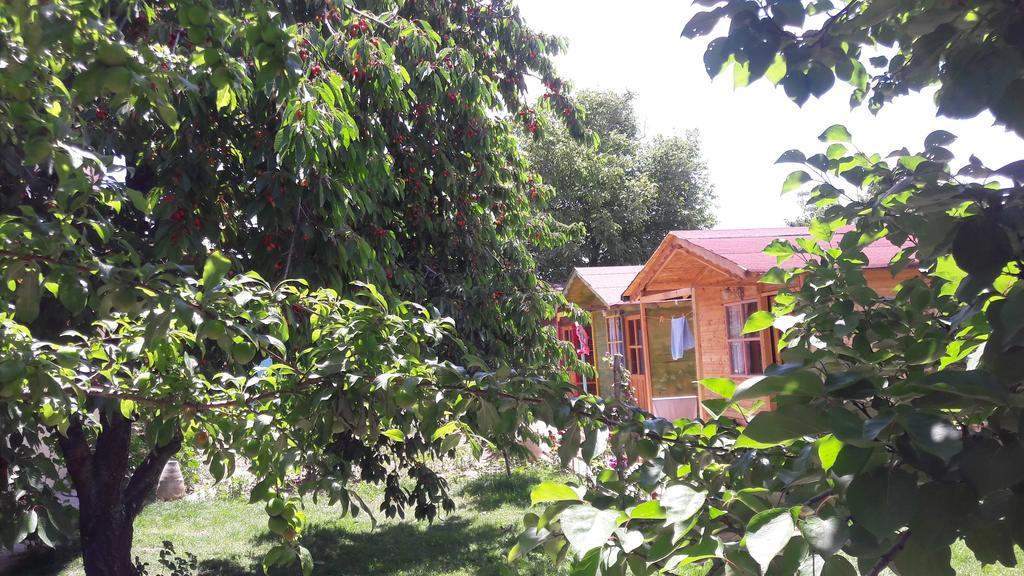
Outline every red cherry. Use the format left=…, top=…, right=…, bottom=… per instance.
left=299, top=49, right=309, bottom=61
left=310, top=65, right=321, bottom=77
left=96, top=108, right=109, bottom=120
left=295, top=109, right=303, bottom=119
left=447, top=91, right=457, bottom=102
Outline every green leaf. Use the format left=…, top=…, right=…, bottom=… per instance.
left=629, top=500, right=667, bottom=520
left=766, top=54, right=787, bottom=85
left=899, top=412, right=962, bottom=462
left=298, top=545, right=313, bottom=576
left=732, top=371, right=823, bottom=401
left=818, top=124, right=852, bottom=143
left=16, top=268, right=41, bottom=323
left=745, top=508, right=795, bottom=573
left=202, top=251, right=232, bottom=290
left=782, top=170, right=811, bottom=194
left=381, top=428, right=406, bottom=442
left=216, top=84, right=233, bottom=110
left=959, top=437, right=1024, bottom=497
left=892, top=532, right=954, bottom=576
left=764, top=239, right=795, bottom=262
left=735, top=405, right=829, bottom=448
left=477, top=399, right=499, bottom=434
left=659, top=484, right=706, bottom=523
left=771, top=0, right=805, bottom=27
left=682, top=10, right=724, bottom=38
left=846, top=468, right=919, bottom=539
left=570, top=547, right=601, bottom=576
left=431, top=421, right=459, bottom=442
left=962, top=506, right=1018, bottom=566
left=558, top=424, right=582, bottom=466
left=816, top=435, right=843, bottom=471
left=701, top=377, right=737, bottom=398
left=742, top=311, right=773, bottom=334
left=530, top=482, right=581, bottom=505
left=821, top=555, right=857, bottom=576
left=775, top=149, right=806, bottom=164
left=798, top=515, right=849, bottom=557
left=58, top=273, right=89, bottom=315
left=560, top=505, right=620, bottom=557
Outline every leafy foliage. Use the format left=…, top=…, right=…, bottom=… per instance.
left=683, top=0, right=1024, bottom=136
left=521, top=90, right=716, bottom=280
left=0, top=0, right=594, bottom=573
left=517, top=1, right=1024, bottom=575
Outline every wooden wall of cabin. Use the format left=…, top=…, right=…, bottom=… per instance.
left=590, top=309, right=612, bottom=396
left=693, top=283, right=776, bottom=416
left=694, top=267, right=920, bottom=416
left=693, top=285, right=729, bottom=381
left=646, top=303, right=698, bottom=398
left=865, top=268, right=919, bottom=297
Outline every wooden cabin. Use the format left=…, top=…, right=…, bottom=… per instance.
left=621, top=227, right=915, bottom=418
left=561, top=266, right=699, bottom=421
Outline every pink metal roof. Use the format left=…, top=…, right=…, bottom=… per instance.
left=670, top=227, right=904, bottom=273
left=566, top=265, right=643, bottom=307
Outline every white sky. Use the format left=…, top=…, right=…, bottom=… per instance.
left=517, top=0, right=1023, bottom=228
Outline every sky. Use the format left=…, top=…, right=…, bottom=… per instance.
left=516, top=0, right=1024, bottom=228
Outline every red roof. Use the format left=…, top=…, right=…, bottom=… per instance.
left=670, top=227, right=905, bottom=273
left=564, top=265, right=643, bottom=307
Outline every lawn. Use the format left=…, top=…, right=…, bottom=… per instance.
left=12, top=466, right=569, bottom=576
left=8, top=464, right=1024, bottom=576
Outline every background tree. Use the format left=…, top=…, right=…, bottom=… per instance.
left=0, top=0, right=594, bottom=574
left=519, top=1, right=1024, bottom=575
left=521, top=90, right=716, bottom=281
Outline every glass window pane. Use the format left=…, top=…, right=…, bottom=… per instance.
left=726, top=305, right=744, bottom=338
left=729, top=342, right=745, bottom=374
left=746, top=340, right=764, bottom=374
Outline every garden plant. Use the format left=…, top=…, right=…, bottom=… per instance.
left=516, top=1, right=1024, bottom=575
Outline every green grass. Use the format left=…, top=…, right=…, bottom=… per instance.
left=10, top=465, right=1024, bottom=576
left=13, top=467, right=568, bottom=576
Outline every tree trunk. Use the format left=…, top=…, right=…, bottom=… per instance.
left=56, top=409, right=183, bottom=576
left=79, top=509, right=136, bottom=576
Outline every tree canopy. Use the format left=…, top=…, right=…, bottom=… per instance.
left=517, top=1, right=1024, bottom=575
left=521, top=90, right=716, bottom=281
left=0, top=0, right=592, bottom=573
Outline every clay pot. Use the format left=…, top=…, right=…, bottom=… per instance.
left=156, top=460, right=186, bottom=501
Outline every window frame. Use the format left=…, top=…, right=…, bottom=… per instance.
left=606, top=315, right=625, bottom=359
left=624, top=316, right=646, bottom=376
left=725, top=300, right=765, bottom=376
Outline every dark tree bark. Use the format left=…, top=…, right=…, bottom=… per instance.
left=56, top=410, right=183, bottom=576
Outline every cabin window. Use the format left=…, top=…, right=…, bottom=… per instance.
left=606, top=316, right=625, bottom=359
left=625, top=316, right=646, bottom=375
left=726, top=301, right=764, bottom=375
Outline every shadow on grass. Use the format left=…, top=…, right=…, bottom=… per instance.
left=200, top=518, right=550, bottom=576
left=5, top=544, right=79, bottom=576
left=457, top=469, right=546, bottom=512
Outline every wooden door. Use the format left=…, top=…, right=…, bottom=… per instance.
left=623, top=315, right=651, bottom=408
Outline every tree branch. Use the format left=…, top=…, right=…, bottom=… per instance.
left=124, top=426, right=183, bottom=519
left=867, top=530, right=912, bottom=576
